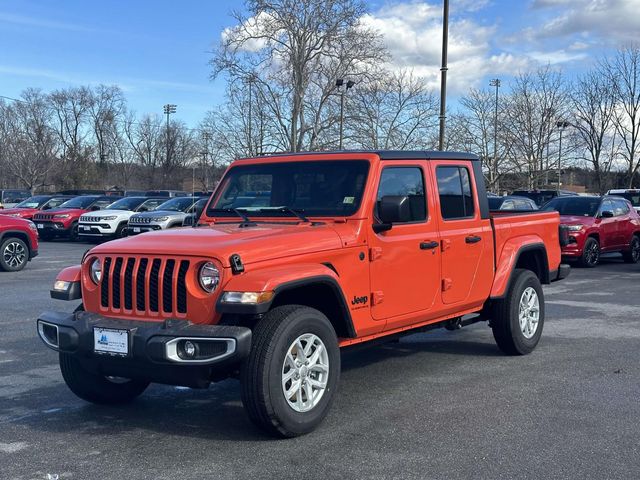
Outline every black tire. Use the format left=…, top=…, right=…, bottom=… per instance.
left=622, top=235, right=640, bottom=263
left=115, top=222, right=128, bottom=238
left=68, top=222, right=79, bottom=241
left=491, top=269, right=545, bottom=355
left=579, top=237, right=600, bottom=268
left=240, top=305, right=340, bottom=437
left=59, top=352, right=149, bottom=404
left=0, top=237, right=29, bottom=272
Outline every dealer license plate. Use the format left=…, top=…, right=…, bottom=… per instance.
left=94, top=327, right=129, bottom=355
left=133, top=227, right=140, bottom=233
left=37, top=223, right=43, bottom=229
left=82, top=225, right=90, bottom=231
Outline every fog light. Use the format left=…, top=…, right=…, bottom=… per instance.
left=183, top=340, right=196, bottom=358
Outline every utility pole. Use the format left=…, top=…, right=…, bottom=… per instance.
left=202, top=132, right=211, bottom=191
left=163, top=104, right=176, bottom=187
left=489, top=78, right=500, bottom=192
left=556, top=120, right=570, bottom=191
left=336, top=79, right=355, bottom=150
left=438, top=0, right=449, bottom=151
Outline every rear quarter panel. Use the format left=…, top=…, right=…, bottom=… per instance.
left=490, top=211, right=561, bottom=298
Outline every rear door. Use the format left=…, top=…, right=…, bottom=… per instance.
left=368, top=163, right=441, bottom=322
left=612, top=198, right=632, bottom=247
left=430, top=161, right=492, bottom=306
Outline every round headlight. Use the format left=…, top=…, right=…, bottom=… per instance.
left=199, top=262, right=220, bottom=293
left=90, top=258, right=102, bottom=284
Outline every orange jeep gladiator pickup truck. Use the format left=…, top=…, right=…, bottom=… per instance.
left=37, top=151, right=569, bottom=437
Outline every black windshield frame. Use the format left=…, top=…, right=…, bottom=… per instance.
left=208, top=160, right=371, bottom=218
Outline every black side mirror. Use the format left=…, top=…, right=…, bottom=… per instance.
left=90, top=205, right=101, bottom=211
left=138, top=207, right=148, bottom=212
left=373, top=195, right=411, bottom=233
left=600, top=210, right=614, bottom=218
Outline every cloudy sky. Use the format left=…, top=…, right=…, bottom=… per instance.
left=0, top=0, right=637, bottom=125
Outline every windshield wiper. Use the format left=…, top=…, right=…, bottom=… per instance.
left=259, top=206, right=310, bottom=223
left=208, top=208, right=257, bottom=226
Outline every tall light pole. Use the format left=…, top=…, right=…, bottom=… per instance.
left=336, top=78, right=355, bottom=150
left=556, top=120, right=570, bottom=191
left=438, top=0, right=450, bottom=151
left=202, top=131, right=211, bottom=191
left=163, top=104, right=176, bottom=187
left=489, top=78, right=501, bottom=192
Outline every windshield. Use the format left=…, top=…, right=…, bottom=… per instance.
left=106, top=197, right=146, bottom=211
left=156, top=197, right=198, bottom=212
left=15, top=195, right=50, bottom=209
left=209, top=160, right=370, bottom=217
left=611, top=193, right=640, bottom=207
left=58, top=196, right=99, bottom=209
left=543, top=197, right=601, bottom=217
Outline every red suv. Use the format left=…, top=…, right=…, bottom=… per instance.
left=0, top=195, right=73, bottom=221
left=32, top=195, right=120, bottom=241
left=543, top=195, right=640, bottom=267
left=0, top=215, right=39, bottom=271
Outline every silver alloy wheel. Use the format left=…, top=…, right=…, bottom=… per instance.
left=631, top=238, right=640, bottom=262
left=281, top=333, right=329, bottom=413
left=518, top=287, right=540, bottom=339
left=3, top=241, right=26, bottom=268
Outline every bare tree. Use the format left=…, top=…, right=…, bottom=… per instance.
left=348, top=69, right=438, bottom=150
left=608, top=46, right=640, bottom=187
left=0, top=89, right=58, bottom=192
left=503, top=67, right=569, bottom=188
left=571, top=69, right=618, bottom=193
left=211, top=0, right=387, bottom=152
left=124, top=113, right=164, bottom=188
left=89, top=85, right=126, bottom=166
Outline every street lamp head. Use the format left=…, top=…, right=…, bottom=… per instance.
left=346, top=80, right=355, bottom=89
left=163, top=104, right=177, bottom=114
left=556, top=120, right=570, bottom=129
left=335, top=79, right=344, bottom=87
left=489, top=78, right=501, bottom=87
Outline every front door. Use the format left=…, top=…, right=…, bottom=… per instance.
left=597, top=199, right=619, bottom=251
left=368, top=163, right=441, bottom=321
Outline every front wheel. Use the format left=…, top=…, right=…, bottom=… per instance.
left=623, top=235, right=640, bottom=263
left=491, top=269, right=545, bottom=355
left=579, top=237, right=600, bottom=267
left=0, top=237, right=29, bottom=271
left=240, top=305, right=340, bottom=437
left=59, top=353, right=149, bottom=404
left=68, top=222, right=79, bottom=241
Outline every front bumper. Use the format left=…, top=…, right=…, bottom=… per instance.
left=126, top=224, right=162, bottom=235
left=34, top=220, right=70, bottom=234
left=78, top=223, right=117, bottom=236
left=36, top=310, right=251, bottom=387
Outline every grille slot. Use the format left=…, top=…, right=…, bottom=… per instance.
left=100, top=256, right=190, bottom=317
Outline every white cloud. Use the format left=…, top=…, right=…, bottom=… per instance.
left=362, top=2, right=531, bottom=93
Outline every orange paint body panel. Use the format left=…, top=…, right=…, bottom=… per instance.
left=56, top=265, right=82, bottom=283
left=55, top=151, right=565, bottom=344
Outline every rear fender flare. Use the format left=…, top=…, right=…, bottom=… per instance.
left=490, top=237, right=549, bottom=299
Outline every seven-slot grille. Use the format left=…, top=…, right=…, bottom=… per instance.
left=129, top=216, right=153, bottom=224
left=100, top=256, right=190, bottom=317
left=34, top=214, right=54, bottom=220
left=80, top=215, right=101, bottom=222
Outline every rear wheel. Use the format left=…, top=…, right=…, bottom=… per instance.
left=240, top=305, right=340, bottom=437
left=579, top=237, right=600, bottom=267
left=491, top=269, right=544, bottom=355
left=623, top=235, right=640, bottom=263
left=59, top=353, right=149, bottom=404
left=0, top=237, right=29, bottom=272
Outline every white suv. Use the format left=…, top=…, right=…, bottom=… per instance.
left=607, top=189, right=640, bottom=214
left=78, top=197, right=166, bottom=240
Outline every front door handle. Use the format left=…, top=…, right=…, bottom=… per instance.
left=465, top=235, right=482, bottom=244
left=420, top=241, right=439, bottom=250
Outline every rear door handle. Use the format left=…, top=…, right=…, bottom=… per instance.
left=420, top=241, right=439, bottom=250
left=465, top=235, right=482, bottom=244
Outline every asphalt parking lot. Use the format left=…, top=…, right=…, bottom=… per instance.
left=1, top=241, right=639, bottom=480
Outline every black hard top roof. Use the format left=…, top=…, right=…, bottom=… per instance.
left=237, top=150, right=479, bottom=162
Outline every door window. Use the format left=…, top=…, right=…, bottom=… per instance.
left=436, top=166, right=475, bottom=220
left=376, top=167, right=426, bottom=222
left=612, top=199, right=629, bottom=216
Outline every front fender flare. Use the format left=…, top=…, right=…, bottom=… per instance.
left=50, top=265, right=83, bottom=300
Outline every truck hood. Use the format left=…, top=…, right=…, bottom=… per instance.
left=559, top=215, right=596, bottom=226
left=89, top=222, right=344, bottom=267
left=0, top=207, right=37, bottom=217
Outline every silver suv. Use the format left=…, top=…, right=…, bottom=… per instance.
left=127, top=197, right=201, bottom=235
